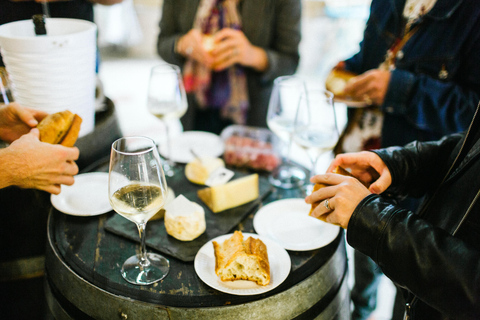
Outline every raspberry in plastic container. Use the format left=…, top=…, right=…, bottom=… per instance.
left=220, top=125, right=281, bottom=172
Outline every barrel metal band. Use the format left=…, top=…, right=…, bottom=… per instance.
left=0, top=255, right=45, bottom=281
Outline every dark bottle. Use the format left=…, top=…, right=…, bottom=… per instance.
left=32, top=14, right=47, bottom=35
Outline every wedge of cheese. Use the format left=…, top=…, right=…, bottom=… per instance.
left=197, top=174, right=259, bottom=213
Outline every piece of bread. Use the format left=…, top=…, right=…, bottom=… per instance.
left=309, top=166, right=354, bottom=218
left=37, top=110, right=82, bottom=147
left=325, top=69, right=357, bottom=98
left=202, top=34, right=215, bottom=53
left=213, top=231, right=270, bottom=286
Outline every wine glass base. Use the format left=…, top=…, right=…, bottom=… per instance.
left=269, top=163, right=308, bottom=189
left=121, top=253, right=170, bottom=285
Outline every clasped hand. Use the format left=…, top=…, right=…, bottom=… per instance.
left=178, top=28, right=263, bottom=71
left=305, top=151, right=392, bottom=229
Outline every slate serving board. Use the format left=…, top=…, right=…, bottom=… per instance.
left=104, top=170, right=272, bottom=262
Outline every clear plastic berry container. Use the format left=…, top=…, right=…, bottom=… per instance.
left=220, top=125, right=281, bottom=172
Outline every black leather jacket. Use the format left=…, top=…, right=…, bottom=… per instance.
left=347, top=105, right=480, bottom=319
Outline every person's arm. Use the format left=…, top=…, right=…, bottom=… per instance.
left=0, top=128, right=79, bottom=194
left=309, top=132, right=480, bottom=317
left=348, top=193, right=480, bottom=318
left=373, top=132, right=464, bottom=198
left=257, top=0, right=301, bottom=83
left=157, top=0, right=195, bottom=67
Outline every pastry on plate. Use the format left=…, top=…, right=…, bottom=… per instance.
left=213, top=231, right=270, bottom=286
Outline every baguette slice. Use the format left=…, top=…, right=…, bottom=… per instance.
left=309, top=166, right=354, bottom=218
left=213, top=231, right=270, bottom=286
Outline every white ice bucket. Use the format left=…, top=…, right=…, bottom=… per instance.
left=0, top=18, right=97, bottom=137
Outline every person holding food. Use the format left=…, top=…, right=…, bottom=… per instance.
left=0, top=103, right=80, bottom=193
left=156, top=0, right=301, bottom=134
left=306, top=101, right=480, bottom=319
left=327, top=0, right=480, bottom=318
left=0, top=102, right=80, bottom=318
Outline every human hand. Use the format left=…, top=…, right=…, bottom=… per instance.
left=212, top=28, right=268, bottom=72
left=344, top=69, right=391, bottom=106
left=176, top=29, right=214, bottom=68
left=0, top=102, right=47, bottom=143
left=327, top=151, right=392, bottom=194
left=4, top=128, right=79, bottom=194
left=305, top=172, right=371, bottom=229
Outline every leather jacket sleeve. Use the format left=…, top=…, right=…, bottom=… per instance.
left=347, top=133, right=480, bottom=319
left=372, top=133, right=463, bottom=198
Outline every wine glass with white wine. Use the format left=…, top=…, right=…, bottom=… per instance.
left=109, top=136, right=169, bottom=285
left=293, top=89, right=338, bottom=193
left=266, top=75, right=308, bottom=189
left=147, top=63, right=188, bottom=176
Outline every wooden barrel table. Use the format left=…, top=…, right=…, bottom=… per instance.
left=45, top=162, right=350, bottom=320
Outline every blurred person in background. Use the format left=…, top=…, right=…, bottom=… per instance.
left=306, top=101, right=480, bottom=318
left=0, top=102, right=79, bottom=319
left=331, top=0, right=480, bottom=318
left=157, top=0, right=301, bottom=135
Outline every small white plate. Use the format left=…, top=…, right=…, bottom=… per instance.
left=253, top=199, right=340, bottom=251
left=194, top=233, right=291, bottom=295
left=159, top=131, right=225, bottom=163
left=51, top=172, right=112, bottom=216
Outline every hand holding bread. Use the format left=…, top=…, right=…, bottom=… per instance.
left=306, top=165, right=372, bottom=228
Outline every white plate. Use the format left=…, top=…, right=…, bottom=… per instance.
left=194, top=233, right=291, bottom=295
left=253, top=199, right=340, bottom=251
left=51, top=172, right=112, bottom=216
left=159, top=131, right=225, bottom=164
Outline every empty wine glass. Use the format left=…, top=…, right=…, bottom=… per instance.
left=293, top=89, right=338, bottom=193
left=266, top=75, right=308, bottom=189
left=109, top=136, right=169, bottom=285
left=147, top=63, right=188, bottom=176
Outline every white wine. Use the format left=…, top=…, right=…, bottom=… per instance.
left=148, top=99, right=187, bottom=121
left=267, top=118, right=294, bottom=143
left=110, top=183, right=164, bottom=224
left=294, top=129, right=337, bottom=158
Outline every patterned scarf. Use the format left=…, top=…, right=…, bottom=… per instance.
left=183, top=0, right=249, bottom=125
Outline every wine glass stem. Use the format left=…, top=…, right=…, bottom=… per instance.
left=136, top=222, right=150, bottom=268
left=163, top=120, right=175, bottom=176
left=309, top=154, right=320, bottom=183
left=285, top=133, right=294, bottom=165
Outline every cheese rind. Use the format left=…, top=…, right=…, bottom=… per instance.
left=197, top=174, right=259, bottom=213
left=164, top=195, right=206, bottom=241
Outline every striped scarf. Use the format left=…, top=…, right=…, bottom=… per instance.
left=183, top=0, right=249, bottom=124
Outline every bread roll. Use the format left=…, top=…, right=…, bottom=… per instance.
left=213, top=231, right=270, bottom=286
left=325, top=69, right=357, bottom=98
left=202, top=34, right=215, bottom=53
left=37, top=110, right=82, bottom=147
